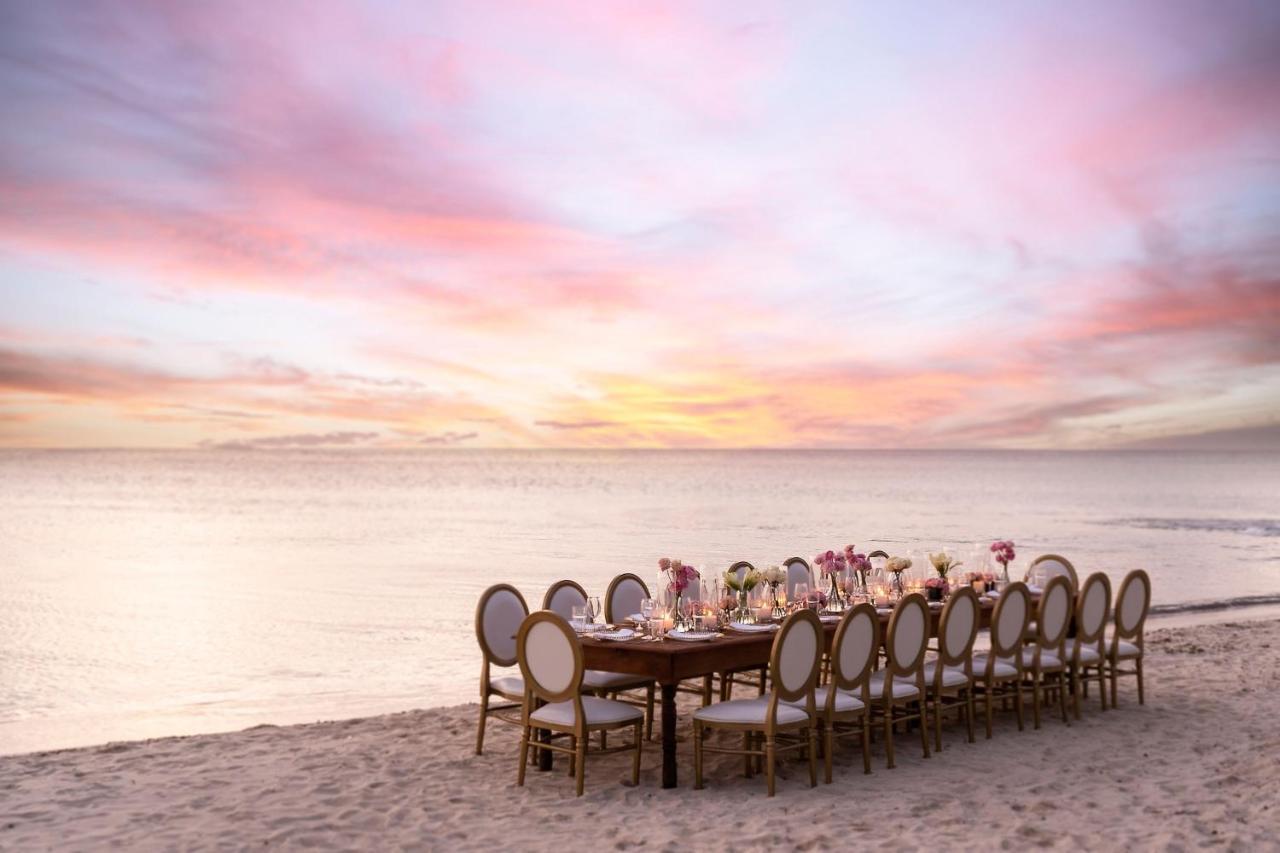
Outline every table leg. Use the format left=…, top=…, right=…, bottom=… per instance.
left=661, top=683, right=678, bottom=789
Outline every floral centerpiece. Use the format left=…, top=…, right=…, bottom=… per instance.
left=723, top=565, right=762, bottom=624
left=844, top=546, right=871, bottom=596
left=884, top=555, right=912, bottom=598
left=762, top=565, right=787, bottom=619
left=990, top=540, right=1015, bottom=585
left=813, top=549, right=849, bottom=611
left=659, top=557, right=699, bottom=630
left=926, top=551, right=963, bottom=601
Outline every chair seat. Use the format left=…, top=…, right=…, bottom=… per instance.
left=868, top=671, right=921, bottom=700
left=1065, top=640, right=1102, bottom=664
left=1111, top=638, right=1141, bottom=659
left=923, top=661, right=970, bottom=688
left=694, top=697, right=810, bottom=726
left=490, top=674, right=525, bottom=698
left=530, top=695, right=644, bottom=727
left=785, top=684, right=865, bottom=714
left=971, top=655, right=1018, bottom=680
left=583, top=669, right=652, bottom=690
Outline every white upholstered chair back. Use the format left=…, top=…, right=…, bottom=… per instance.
left=939, top=588, right=979, bottom=664
left=832, top=604, right=879, bottom=689
left=1077, top=573, right=1111, bottom=641
left=543, top=579, right=588, bottom=621
left=476, top=584, right=528, bottom=667
left=771, top=609, right=822, bottom=701
left=1027, top=554, right=1078, bottom=591
left=1037, top=576, right=1072, bottom=647
left=886, top=594, right=929, bottom=674
left=991, top=583, right=1031, bottom=657
left=1116, top=570, right=1151, bottom=637
left=604, top=573, right=648, bottom=624
left=517, top=612, right=583, bottom=703
left=783, top=557, right=812, bottom=600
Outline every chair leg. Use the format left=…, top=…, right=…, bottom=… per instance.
left=632, top=723, right=643, bottom=786
left=965, top=687, right=975, bottom=744
left=918, top=699, right=930, bottom=759
left=1137, top=657, right=1145, bottom=705
left=984, top=682, right=994, bottom=739
left=476, top=693, right=490, bottom=755
left=861, top=713, right=872, bottom=774
left=574, top=736, right=587, bottom=797
left=807, top=729, right=818, bottom=788
left=1059, top=672, right=1070, bottom=724
left=1071, top=666, right=1082, bottom=720
left=933, top=697, right=943, bottom=753
left=517, top=726, right=530, bottom=786
left=694, top=723, right=704, bottom=789
left=1032, top=674, right=1042, bottom=730
left=824, top=723, right=834, bottom=784
left=883, top=699, right=896, bottom=769
left=766, top=737, right=777, bottom=797
left=645, top=684, right=655, bottom=740
left=1098, top=664, right=1108, bottom=711
left=567, top=736, right=576, bottom=777
left=1110, top=657, right=1119, bottom=707
left=1014, top=681, right=1025, bottom=731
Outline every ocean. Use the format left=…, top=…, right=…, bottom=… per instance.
left=1, top=449, right=1277, bottom=754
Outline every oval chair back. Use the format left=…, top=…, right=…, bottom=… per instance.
left=1075, top=573, right=1112, bottom=644
left=1027, top=554, right=1078, bottom=592
left=769, top=609, right=823, bottom=705
left=476, top=583, right=529, bottom=668
left=1035, top=576, right=1073, bottom=664
left=516, top=611, right=584, bottom=705
left=604, top=573, right=649, bottom=624
left=782, top=557, right=812, bottom=601
left=1114, top=569, right=1151, bottom=640
left=937, top=587, right=980, bottom=669
left=831, top=603, right=879, bottom=693
left=989, top=582, right=1032, bottom=659
left=866, top=549, right=889, bottom=559
left=885, top=594, right=929, bottom=676
left=542, top=579, right=588, bottom=621
left=728, top=561, right=755, bottom=584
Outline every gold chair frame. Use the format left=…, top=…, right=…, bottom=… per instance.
left=474, top=583, right=528, bottom=755
left=541, top=578, right=589, bottom=618
left=602, top=573, right=657, bottom=739
left=819, top=603, right=878, bottom=781
left=1026, top=553, right=1080, bottom=592
left=928, top=587, right=979, bottom=752
left=975, top=581, right=1031, bottom=738
left=693, top=609, right=822, bottom=796
left=870, top=593, right=931, bottom=769
left=1109, top=569, right=1151, bottom=707
left=1027, top=575, right=1072, bottom=729
left=1069, top=572, right=1111, bottom=717
left=515, top=612, right=643, bottom=797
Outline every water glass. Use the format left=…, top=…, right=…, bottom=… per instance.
left=571, top=605, right=587, bottom=631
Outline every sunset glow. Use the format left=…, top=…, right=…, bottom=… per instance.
left=2, top=1, right=1278, bottom=448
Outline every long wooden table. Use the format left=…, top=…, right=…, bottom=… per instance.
left=581, top=599, right=1002, bottom=788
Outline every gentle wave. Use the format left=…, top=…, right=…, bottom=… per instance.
left=1109, top=517, right=1280, bottom=537
left=1150, top=594, right=1280, bottom=616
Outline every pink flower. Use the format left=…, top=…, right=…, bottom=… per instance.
left=659, top=557, right=671, bottom=570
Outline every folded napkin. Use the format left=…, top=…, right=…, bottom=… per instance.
left=729, top=622, right=777, bottom=633
left=597, top=628, right=638, bottom=642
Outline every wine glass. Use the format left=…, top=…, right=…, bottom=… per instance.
left=794, top=581, right=809, bottom=610
left=639, top=597, right=655, bottom=626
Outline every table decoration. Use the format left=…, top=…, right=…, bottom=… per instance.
left=723, top=565, right=763, bottom=625
left=990, top=540, right=1016, bottom=587
left=926, top=551, right=962, bottom=600
left=762, top=565, right=787, bottom=619
left=813, top=549, right=849, bottom=612
left=659, top=557, right=700, bottom=631
left=884, top=555, right=912, bottom=599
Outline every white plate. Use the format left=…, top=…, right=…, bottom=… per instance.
left=628, top=613, right=647, bottom=624
left=728, top=622, right=777, bottom=633
left=819, top=614, right=842, bottom=623
left=597, top=629, right=639, bottom=642
left=665, top=631, right=719, bottom=642
left=876, top=607, right=893, bottom=615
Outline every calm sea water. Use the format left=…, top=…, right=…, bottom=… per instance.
left=2, top=449, right=1277, bottom=754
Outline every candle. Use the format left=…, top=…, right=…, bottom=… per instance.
left=756, top=604, right=772, bottom=621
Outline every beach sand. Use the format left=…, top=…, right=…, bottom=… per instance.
left=2, top=619, right=1277, bottom=851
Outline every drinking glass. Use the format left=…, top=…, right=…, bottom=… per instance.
left=571, top=605, right=586, bottom=631
left=794, top=582, right=809, bottom=610
left=640, top=597, right=655, bottom=621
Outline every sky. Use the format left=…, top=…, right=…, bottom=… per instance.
left=1, top=1, right=1278, bottom=449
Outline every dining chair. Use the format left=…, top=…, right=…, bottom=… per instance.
left=1065, top=572, right=1111, bottom=717
left=541, top=579, right=656, bottom=728
left=972, top=582, right=1031, bottom=738
left=805, top=602, right=878, bottom=781
left=601, top=573, right=658, bottom=738
left=514, top=612, right=643, bottom=797
left=474, top=584, right=529, bottom=755
left=924, top=587, right=978, bottom=752
left=782, top=556, right=813, bottom=602
left=692, top=609, right=822, bottom=796
left=869, top=593, right=930, bottom=768
left=719, top=560, right=767, bottom=701
left=1108, top=569, right=1151, bottom=707
left=1026, top=554, right=1079, bottom=593
left=1025, top=575, right=1072, bottom=728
